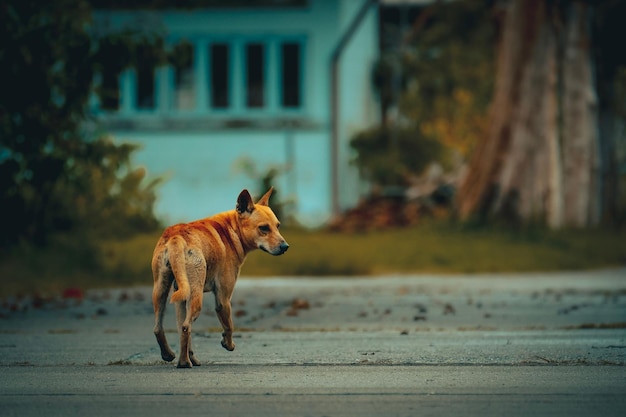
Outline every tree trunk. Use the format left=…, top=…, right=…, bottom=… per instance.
left=457, top=0, right=603, bottom=228
left=561, top=3, right=600, bottom=227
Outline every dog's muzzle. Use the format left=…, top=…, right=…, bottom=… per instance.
left=262, top=241, right=289, bottom=256
left=278, top=241, right=290, bottom=254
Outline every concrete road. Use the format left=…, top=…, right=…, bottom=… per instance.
left=1, top=269, right=625, bottom=416
left=1, top=365, right=624, bottom=417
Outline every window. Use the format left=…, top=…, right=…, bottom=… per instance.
left=172, top=42, right=195, bottom=110
left=210, top=43, right=229, bottom=108
left=246, top=43, right=265, bottom=108
left=137, top=68, right=155, bottom=109
left=136, top=46, right=156, bottom=109
left=281, top=42, right=301, bottom=108
left=99, top=71, right=120, bottom=111
left=102, top=36, right=305, bottom=116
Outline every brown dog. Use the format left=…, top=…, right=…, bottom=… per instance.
left=151, top=187, right=288, bottom=368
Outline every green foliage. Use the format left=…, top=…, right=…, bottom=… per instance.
left=350, top=126, right=444, bottom=186
left=0, top=0, right=164, bottom=249
left=353, top=0, right=495, bottom=185
left=57, top=136, right=162, bottom=238
left=399, top=0, right=494, bottom=157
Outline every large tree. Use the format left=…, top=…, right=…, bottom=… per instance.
left=457, top=0, right=626, bottom=228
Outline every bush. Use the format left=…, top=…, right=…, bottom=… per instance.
left=350, top=126, right=444, bottom=187
left=0, top=0, right=164, bottom=250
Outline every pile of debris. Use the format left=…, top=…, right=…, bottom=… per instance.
left=327, top=185, right=454, bottom=232
left=327, top=163, right=462, bottom=232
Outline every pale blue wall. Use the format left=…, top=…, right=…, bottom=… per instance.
left=337, top=0, right=380, bottom=208
left=119, top=130, right=330, bottom=226
left=94, top=0, right=379, bottom=227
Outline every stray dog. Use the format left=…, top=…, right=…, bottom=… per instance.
left=151, top=187, right=289, bottom=368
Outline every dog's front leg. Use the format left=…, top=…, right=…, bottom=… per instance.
left=214, top=291, right=236, bottom=351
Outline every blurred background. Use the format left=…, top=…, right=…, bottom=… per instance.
left=1, top=0, right=625, bottom=297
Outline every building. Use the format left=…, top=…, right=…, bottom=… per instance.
left=92, top=0, right=380, bottom=226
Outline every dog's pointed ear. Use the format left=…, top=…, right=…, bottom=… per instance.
left=236, top=189, right=255, bottom=215
left=256, top=186, right=274, bottom=206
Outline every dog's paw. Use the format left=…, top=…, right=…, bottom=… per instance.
left=161, top=348, right=176, bottom=362
left=176, top=360, right=193, bottom=369
left=221, top=340, right=236, bottom=351
left=189, top=354, right=201, bottom=366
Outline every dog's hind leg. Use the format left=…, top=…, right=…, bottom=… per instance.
left=175, top=256, right=206, bottom=368
left=187, top=288, right=203, bottom=367
left=152, top=270, right=176, bottom=362
left=175, top=297, right=202, bottom=367
left=175, top=300, right=193, bottom=368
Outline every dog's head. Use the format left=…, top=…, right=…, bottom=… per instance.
left=236, top=187, right=289, bottom=256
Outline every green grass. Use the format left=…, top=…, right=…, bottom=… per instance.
left=1, top=221, right=624, bottom=298
left=244, top=222, right=626, bottom=276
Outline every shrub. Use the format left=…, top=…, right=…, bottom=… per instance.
left=350, top=126, right=444, bottom=187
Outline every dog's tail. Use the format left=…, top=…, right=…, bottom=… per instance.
left=167, top=236, right=191, bottom=304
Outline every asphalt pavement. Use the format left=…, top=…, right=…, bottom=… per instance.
left=1, top=269, right=625, bottom=416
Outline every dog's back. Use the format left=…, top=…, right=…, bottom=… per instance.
left=152, top=211, right=247, bottom=303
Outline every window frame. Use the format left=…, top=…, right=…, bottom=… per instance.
left=102, top=34, right=306, bottom=118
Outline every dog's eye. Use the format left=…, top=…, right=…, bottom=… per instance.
left=259, top=225, right=270, bottom=233
left=276, top=222, right=281, bottom=229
